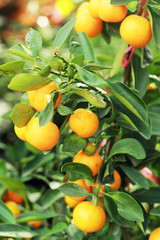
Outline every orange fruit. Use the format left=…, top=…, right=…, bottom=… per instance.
left=74, top=9, right=103, bottom=38
left=28, top=82, right=62, bottom=112
left=3, top=190, right=24, bottom=204
left=73, top=150, right=103, bottom=176
left=88, top=0, right=101, bottom=19
left=69, top=108, right=99, bottom=138
left=147, top=83, right=156, bottom=90
left=92, top=170, right=121, bottom=192
left=65, top=196, right=82, bottom=208
left=77, top=2, right=89, bottom=15
left=149, top=227, right=160, bottom=240
left=98, top=0, right=127, bottom=22
left=73, top=201, right=106, bottom=232
left=27, top=220, right=42, bottom=229
left=120, top=15, right=152, bottom=48
left=14, top=125, right=27, bottom=141
left=67, top=179, right=92, bottom=201
left=26, top=117, right=59, bottom=151
left=5, top=201, right=20, bottom=218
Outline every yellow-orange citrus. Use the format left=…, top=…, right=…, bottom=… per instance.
left=74, top=10, right=103, bottom=38
left=147, top=83, right=156, bottom=90
left=28, top=82, right=62, bottom=112
left=14, top=125, right=27, bottom=141
left=73, top=201, right=106, bottom=232
left=67, top=179, right=92, bottom=201
left=77, top=2, right=89, bottom=15
left=73, top=151, right=103, bottom=176
left=92, top=170, right=121, bottom=192
left=27, top=220, right=43, bottom=229
left=69, top=108, right=99, bottom=138
left=88, top=0, right=101, bottom=19
left=26, top=117, right=59, bottom=151
left=5, top=201, right=20, bottom=218
left=99, top=0, right=127, bottom=22
left=149, top=227, right=160, bottom=240
left=3, top=190, right=24, bottom=204
left=65, top=196, right=82, bottom=208
left=120, top=15, right=152, bottom=48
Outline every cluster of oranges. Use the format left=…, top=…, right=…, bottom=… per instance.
left=2, top=190, right=42, bottom=229
left=75, top=0, right=152, bottom=48
left=14, top=81, right=61, bottom=151
left=62, top=108, right=122, bottom=232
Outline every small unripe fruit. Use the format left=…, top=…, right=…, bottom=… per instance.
left=83, top=142, right=97, bottom=156
left=50, top=58, right=63, bottom=71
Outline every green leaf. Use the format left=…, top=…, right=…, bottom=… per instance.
left=103, top=223, right=122, bottom=240
left=149, top=206, right=160, bottom=216
left=59, top=183, right=90, bottom=197
left=25, top=28, right=42, bottom=58
left=8, top=73, right=51, bottom=92
left=62, top=162, right=94, bottom=181
left=109, top=41, right=128, bottom=77
left=39, top=100, right=54, bottom=127
left=111, top=0, right=133, bottom=5
left=109, top=138, right=146, bottom=159
left=0, top=200, right=16, bottom=224
left=84, top=64, right=113, bottom=71
left=141, top=46, right=153, bottom=68
left=109, top=81, right=151, bottom=139
left=0, top=159, right=7, bottom=177
left=131, top=187, right=160, bottom=203
left=149, top=4, right=160, bottom=16
left=106, top=191, right=144, bottom=222
left=78, top=32, right=95, bottom=62
left=74, top=64, right=108, bottom=88
left=120, top=165, right=149, bottom=189
left=16, top=211, right=58, bottom=223
left=126, top=1, right=138, bottom=12
left=57, top=104, right=74, bottom=116
left=0, top=177, right=27, bottom=199
left=71, top=54, right=84, bottom=66
left=45, top=222, right=68, bottom=237
left=53, top=18, right=77, bottom=50
left=8, top=43, right=34, bottom=60
left=70, top=87, right=107, bottom=108
left=148, top=104, right=160, bottom=135
left=41, top=189, right=64, bottom=209
left=104, top=196, right=134, bottom=228
left=132, top=54, right=149, bottom=97
left=150, top=8, right=160, bottom=48
left=0, top=224, right=38, bottom=238
left=0, top=61, right=25, bottom=76
left=62, top=133, right=87, bottom=152
left=10, top=103, right=36, bottom=128
left=22, top=153, right=54, bottom=177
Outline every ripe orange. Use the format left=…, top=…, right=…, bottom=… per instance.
left=77, top=2, right=89, bottom=15
left=92, top=170, right=121, bottom=192
left=74, top=9, right=103, bottom=38
left=27, top=220, right=42, bottom=229
left=3, top=190, right=24, bottom=204
left=73, top=201, right=106, bottom=232
left=98, top=0, right=127, bottom=22
left=65, top=196, right=82, bottom=208
left=147, top=83, right=156, bottom=90
left=120, top=15, right=152, bottom=48
left=5, top=201, right=20, bottom=218
left=25, top=117, right=59, bottom=151
left=14, top=125, right=27, bottom=141
left=69, top=108, right=99, bottom=138
left=88, top=0, right=101, bottom=19
left=73, top=150, right=103, bottom=176
left=28, top=81, right=62, bottom=112
left=149, top=227, right=160, bottom=240
left=67, top=179, right=92, bottom=201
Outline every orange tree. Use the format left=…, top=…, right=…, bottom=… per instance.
left=0, top=0, right=160, bottom=239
